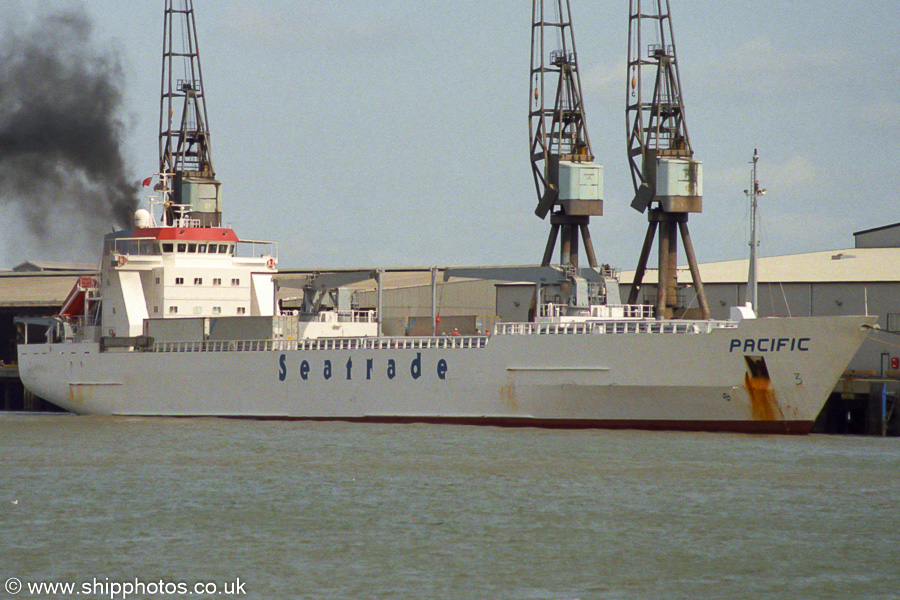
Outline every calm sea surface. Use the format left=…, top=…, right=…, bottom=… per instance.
left=0, top=413, right=897, bottom=600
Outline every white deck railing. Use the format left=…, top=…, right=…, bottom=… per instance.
left=494, top=319, right=736, bottom=336
left=311, top=310, right=377, bottom=323
left=145, top=312, right=740, bottom=353
left=147, top=319, right=737, bottom=353
left=539, top=303, right=656, bottom=320
left=151, top=335, right=489, bottom=353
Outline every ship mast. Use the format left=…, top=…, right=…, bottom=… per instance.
left=625, top=0, right=708, bottom=319
left=158, top=0, right=222, bottom=227
left=530, top=0, right=603, bottom=270
left=744, top=149, right=766, bottom=313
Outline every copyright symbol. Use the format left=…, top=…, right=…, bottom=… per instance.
left=5, top=577, right=22, bottom=595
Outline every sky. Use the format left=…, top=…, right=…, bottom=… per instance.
left=0, top=0, right=897, bottom=272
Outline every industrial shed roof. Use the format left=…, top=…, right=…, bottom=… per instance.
left=0, top=271, right=95, bottom=307
left=12, top=261, right=98, bottom=272
left=619, top=247, right=900, bottom=285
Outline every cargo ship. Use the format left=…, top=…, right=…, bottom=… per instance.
left=14, top=203, right=873, bottom=433
left=14, top=0, right=875, bottom=432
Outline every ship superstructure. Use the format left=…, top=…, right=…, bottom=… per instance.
left=100, top=213, right=276, bottom=337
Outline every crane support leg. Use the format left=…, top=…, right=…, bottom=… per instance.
left=666, top=219, right=678, bottom=314
left=579, top=223, right=599, bottom=269
left=568, top=224, right=580, bottom=270
left=679, top=220, right=710, bottom=319
left=560, top=224, right=572, bottom=267
left=657, top=220, right=670, bottom=318
left=627, top=220, right=658, bottom=305
left=541, top=223, right=561, bottom=267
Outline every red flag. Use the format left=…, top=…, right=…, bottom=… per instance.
left=142, top=176, right=153, bottom=187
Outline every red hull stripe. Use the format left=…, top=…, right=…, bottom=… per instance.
left=134, top=227, right=239, bottom=242
left=169, top=415, right=814, bottom=435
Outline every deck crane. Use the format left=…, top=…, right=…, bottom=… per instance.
left=625, top=0, right=709, bottom=319
left=530, top=0, right=603, bottom=270
left=158, top=0, right=222, bottom=227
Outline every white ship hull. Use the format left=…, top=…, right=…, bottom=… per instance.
left=18, top=315, right=873, bottom=434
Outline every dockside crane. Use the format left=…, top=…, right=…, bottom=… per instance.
left=625, top=0, right=709, bottom=319
left=530, top=0, right=603, bottom=270
left=158, top=0, right=222, bottom=227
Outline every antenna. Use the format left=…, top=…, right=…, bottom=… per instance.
left=530, top=0, right=603, bottom=270
left=625, top=0, right=708, bottom=319
left=744, top=149, right=766, bottom=313
left=158, top=0, right=222, bottom=227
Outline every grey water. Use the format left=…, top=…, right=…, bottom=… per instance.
left=1, top=413, right=897, bottom=600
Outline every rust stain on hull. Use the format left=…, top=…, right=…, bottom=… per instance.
left=68, top=383, right=84, bottom=406
left=744, top=356, right=784, bottom=421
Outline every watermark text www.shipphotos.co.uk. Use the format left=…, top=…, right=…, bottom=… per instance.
left=4, top=576, right=246, bottom=599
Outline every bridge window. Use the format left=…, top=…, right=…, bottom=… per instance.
left=162, top=243, right=174, bottom=253
left=177, top=243, right=186, bottom=253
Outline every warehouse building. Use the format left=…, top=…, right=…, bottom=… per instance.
left=619, top=223, right=900, bottom=376
left=0, top=262, right=95, bottom=411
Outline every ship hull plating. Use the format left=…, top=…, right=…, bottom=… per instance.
left=18, top=315, right=872, bottom=433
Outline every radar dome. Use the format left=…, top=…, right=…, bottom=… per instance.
left=134, top=209, right=151, bottom=229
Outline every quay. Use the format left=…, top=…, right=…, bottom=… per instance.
left=0, top=262, right=86, bottom=413
left=1, top=362, right=62, bottom=412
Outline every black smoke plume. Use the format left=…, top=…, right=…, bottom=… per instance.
left=0, top=8, right=138, bottom=249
